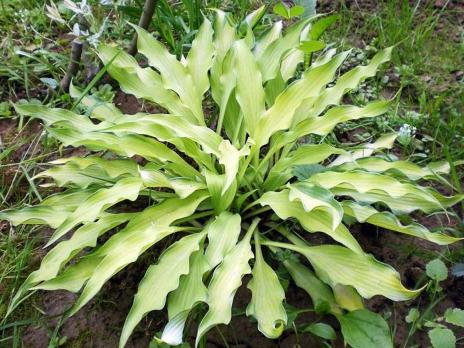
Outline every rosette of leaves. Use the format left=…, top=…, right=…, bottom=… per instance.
left=2, top=9, right=463, bottom=347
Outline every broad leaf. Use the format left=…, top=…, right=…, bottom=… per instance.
left=428, top=327, right=456, bottom=348
left=254, top=51, right=349, bottom=147
left=264, top=241, right=422, bottom=301
left=187, top=18, right=214, bottom=98
left=233, top=40, right=265, bottom=137
left=246, top=232, right=287, bottom=338
left=302, top=322, right=336, bottom=340
left=260, top=190, right=362, bottom=253
left=120, top=232, right=206, bottom=347
left=133, top=26, right=204, bottom=124
left=204, top=212, right=242, bottom=268
left=426, top=259, right=448, bottom=282
left=196, top=221, right=257, bottom=346
left=342, top=201, right=460, bottom=245
left=49, top=177, right=142, bottom=245
left=283, top=258, right=341, bottom=315
left=339, top=309, right=394, bottom=348
left=445, top=308, right=464, bottom=327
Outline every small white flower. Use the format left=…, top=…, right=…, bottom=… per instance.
left=398, top=123, right=416, bottom=146
left=72, top=22, right=81, bottom=36
left=72, top=23, right=89, bottom=37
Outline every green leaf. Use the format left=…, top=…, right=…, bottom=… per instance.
left=274, top=3, right=305, bottom=19
left=213, top=46, right=238, bottom=138
left=140, top=167, right=205, bottom=199
left=254, top=51, right=349, bottom=147
left=426, top=259, right=448, bottom=282
left=290, top=100, right=391, bottom=141
left=221, top=90, right=243, bottom=144
left=196, top=220, right=258, bottom=346
left=302, top=322, right=336, bottom=340
left=309, top=15, right=340, bottom=40
left=339, top=309, right=393, bottom=348
left=38, top=215, right=132, bottom=284
left=328, top=132, right=398, bottom=167
left=445, top=308, right=464, bottom=327
left=36, top=156, right=139, bottom=188
left=288, top=183, right=344, bottom=231
left=428, top=327, right=456, bottom=348
left=332, top=284, right=364, bottom=311
left=337, top=157, right=450, bottom=181
left=308, top=171, right=446, bottom=214
left=265, top=144, right=346, bottom=190
left=246, top=232, right=287, bottom=338
left=13, top=103, right=94, bottom=129
left=342, top=201, right=461, bottom=245
left=310, top=47, right=393, bottom=117
left=210, top=11, right=237, bottom=106
left=264, top=241, right=422, bottom=301
left=293, top=164, right=327, bottom=181
left=233, top=40, right=265, bottom=137
left=204, top=212, right=242, bottom=269
left=406, top=308, right=420, bottom=323
left=257, top=17, right=317, bottom=82
left=50, top=129, right=190, bottom=172
left=120, top=232, right=206, bottom=347
left=254, top=21, right=283, bottom=61
left=283, top=258, right=341, bottom=315
left=8, top=213, right=133, bottom=316
left=168, top=251, right=209, bottom=319
left=280, top=49, right=304, bottom=82
left=69, top=83, right=123, bottom=123
left=273, top=3, right=290, bottom=19
left=109, top=114, right=223, bottom=157
left=204, top=170, right=236, bottom=213
left=48, top=177, right=142, bottom=245
left=103, top=119, right=210, bottom=173
left=187, top=18, right=214, bottom=98
left=299, top=40, right=325, bottom=54
left=0, top=190, right=94, bottom=228
left=218, top=140, right=250, bottom=194
left=161, top=251, right=210, bottom=346
left=97, top=45, right=197, bottom=124
left=133, top=26, right=204, bottom=124
left=243, top=5, right=265, bottom=29
left=38, top=192, right=207, bottom=306
left=14, top=104, right=197, bottom=176
left=260, top=190, right=362, bottom=253
left=289, top=5, right=305, bottom=18
left=333, top=187, right=460, bottom=215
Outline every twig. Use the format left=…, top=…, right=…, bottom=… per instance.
left=60, top=38, right=83, bottom=92
left=128, top=0, right=158, bottom=56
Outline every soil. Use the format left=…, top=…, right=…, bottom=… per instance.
left=352, top=225, right=464, bottom=347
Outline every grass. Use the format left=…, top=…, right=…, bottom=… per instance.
left=0, top=0, right=463, bottom=346
left=326, top=1, right=463, bottom=229
left=330, top=1, right=464, bottom=165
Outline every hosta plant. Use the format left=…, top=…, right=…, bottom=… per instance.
left=3, top=9, right=463, bottom=347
